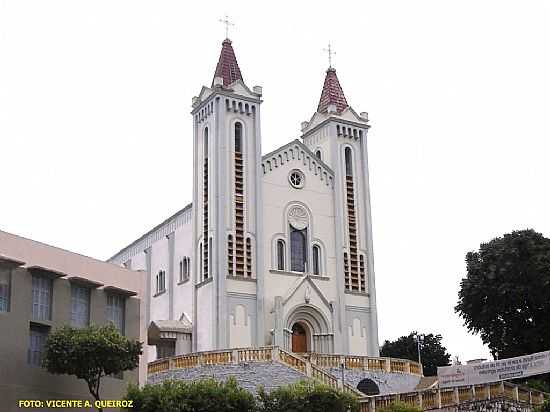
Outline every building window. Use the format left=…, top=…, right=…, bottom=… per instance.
left=28, top=324, right=49, bottom=367
left=199, top=243, right=203, bottom=280
left=70, top=285, right=90, bottom=328
left=277, top=239, right=285, bottom=271
left=106, top=294, right=125, bottom=334
left=289, top=170, right=305, bottom=189
left=156, top=270, right=166, bottom=294
left=313, top=245, right=321, bottom=275
left=235, top=122, right=242, bottom=153
left=179, top=257, right=190, bottom=283
left=315, top=150, right=322, bottom=160
left=31, top=275, right=53, bottom=321
left=345, top=147, right=353, bottom=176
left=0, top=268, right=11, bottom=312
left=204, top=127, right=208, bottom=158
left=290, top=227, right=307, bottom=272
left=156, top=340, right=175, bottom=359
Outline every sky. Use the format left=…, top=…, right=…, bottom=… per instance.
left=1, top=0, right=550, bottom=363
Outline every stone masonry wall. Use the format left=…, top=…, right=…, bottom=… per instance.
left=325, top=368, right=422, bottom=395
left=434, top=399, right=534, bottom=412
left=147, top=361, right=305, bottom=394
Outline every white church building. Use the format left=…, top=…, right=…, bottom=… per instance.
left=109, top=37, right=380, bottom=362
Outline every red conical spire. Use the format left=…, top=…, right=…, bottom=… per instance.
left=317, top=68, right=349, bottom=114
left=212, top=39, right=243, bottom=87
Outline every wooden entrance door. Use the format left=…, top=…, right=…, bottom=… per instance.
left=291, top=323, right=307, bottom=353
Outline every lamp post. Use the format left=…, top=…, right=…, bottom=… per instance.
left=415, top=333, right=425, bottom=366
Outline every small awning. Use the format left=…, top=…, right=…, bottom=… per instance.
left=103, top=285, right=137, bottom=297
left=27, top=265, right=68, bottom=279
left=148, top=319, right=192, bottom=344
left=68, top=276, right=104, bottom=288
left=0, top=254, right=25, bottom=268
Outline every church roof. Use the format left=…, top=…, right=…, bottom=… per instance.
left=317, top=68, right=349, bottom=114
left=212, top=38, right=243, bottom=87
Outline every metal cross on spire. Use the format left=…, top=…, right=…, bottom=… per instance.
left=219, top=15, right=234, bottom=39
left=323, top=43, right=336, bottom=68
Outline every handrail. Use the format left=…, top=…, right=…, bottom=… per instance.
left=307, top=353, right=423, bottom=376
left=148, top=347, right=423, bottom=378
left=359, top=380, right=550, bottom=411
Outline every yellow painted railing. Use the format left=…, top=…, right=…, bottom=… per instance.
left=359, top=381, right=549, bottom=411
left=307, top=353, right=423, bottom=376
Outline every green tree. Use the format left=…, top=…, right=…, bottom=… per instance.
left=42, top=324, right=142, bottom=411
left=258, top=380, right=359, bottom=412
left=126, top=378, right=258, bottom=412
left=455, top=229, right=550, bottom=359
left=380, top=332, right=451, bottom=376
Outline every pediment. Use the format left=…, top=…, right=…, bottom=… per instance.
left=227, top=79, right=259, bottom=99
left=261, top=140, right=334, bottom=188
left=282, top=274, right=332, bottom=311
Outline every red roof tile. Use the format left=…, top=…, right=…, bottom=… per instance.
left=317, top=68, right=349, bottom=114
left=212, top=39, right=243, bottom=87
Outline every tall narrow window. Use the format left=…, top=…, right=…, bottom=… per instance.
left=312, top=245, right=321, bottom=275
left=28, top=324, right=49, bottom=367
left=235, top=122, right=242, bottom=153
left=277, top=240, right=285, bottom=271
left=156, top=270, right=166, bottom=294
left=106, top=294, right=125, bottom=334
left=345, top=147, right=353, bottom=176
left=31, top=275, right=53, bottom=321
left=204, top=127, right=209, bottom=158
left=0, top=268, right=11, bottom=312
left=208, top=238, right=213, bottom=279
left=234, top=122, right=246, bottom=276
left=199, top=243, right=203, bottom=280
left=203, top=127, right=209, bottom=280
left=344, top=146, right=362, bottom=291
left=315, top=150, right=322, bottom=160
left=70, top=285, right=90, bottom=327
left=290, top=227, right=307, bottom=272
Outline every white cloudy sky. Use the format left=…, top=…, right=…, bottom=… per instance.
left=1, top=0, right=549, bottom=363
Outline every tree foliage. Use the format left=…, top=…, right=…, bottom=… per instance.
left=455, top=229, right=550, bottom=359
left=126, top=379, right=360, bottom=412
left=126, top=378, right=258, bottom=412
left=42, top=324, right=142, bottom=410
left=258, top=380, right=359, bottom=412
left=380, top=332, right=451, bottom=376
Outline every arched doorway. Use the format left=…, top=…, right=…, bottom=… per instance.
left=291, top=323, right=308, bottom=353
left=357, top=378, right=380, bottom=395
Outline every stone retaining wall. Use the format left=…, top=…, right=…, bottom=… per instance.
left=325, top=367, right=422, bottom=395
left=147, top=361, right=305, bottom=393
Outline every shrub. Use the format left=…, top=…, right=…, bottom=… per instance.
left=125, top=377, right=257, bottom=412
left=258, top=380, right=359, bottom=412
left=378, top=401, right=423, bottom=412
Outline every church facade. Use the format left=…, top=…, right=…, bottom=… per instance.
left=109, top=38, right=380, bottom=362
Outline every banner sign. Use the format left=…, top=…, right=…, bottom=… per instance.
left=438, top=350, right=550, bottom=388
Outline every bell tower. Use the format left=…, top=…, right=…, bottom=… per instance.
left=301, top=65, right=380, bottom=356
left=191, top=38, right=264, bottom=351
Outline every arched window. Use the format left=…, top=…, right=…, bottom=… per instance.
left=290, top=227, right=307, bottom=272
left=235, top=122, right=242, bottom=153
left=345, top=147, right=353, bottom=176
left=312, top=245, right=321, bottom=275
left=315, top=150, right=322, bottom=160
left=277, top=239, right=285, bottom=271
left=204, top=127, right=208, bottom=158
